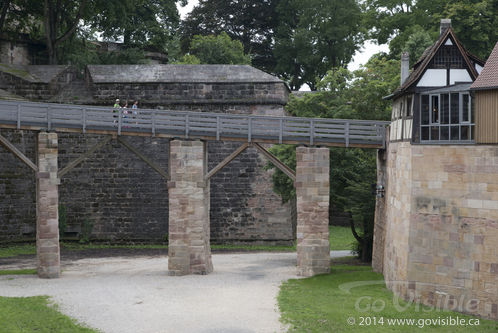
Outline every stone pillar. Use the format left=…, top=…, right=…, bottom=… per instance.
left=168, top=140, right=213, bottom=275
left=296, top=146, right=330, bottom=277
left=36, top=132, right=60, bottom=278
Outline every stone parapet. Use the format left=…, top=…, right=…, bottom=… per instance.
left=296, top=146, right=330, bottom=276
left=168, top=140, right=212, bottom=275
left=36, top=132, right=60, bottom=278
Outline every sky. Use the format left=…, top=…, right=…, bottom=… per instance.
left=177, top=1, right=389, bottom=88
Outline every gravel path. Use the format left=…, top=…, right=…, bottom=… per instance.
left=0, top=253, right=302, bottom=333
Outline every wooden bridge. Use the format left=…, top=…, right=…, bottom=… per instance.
left=0, top=100, right=388, bottom=148
left=0, top=99, right=389, bottom=279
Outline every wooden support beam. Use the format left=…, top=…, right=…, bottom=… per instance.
left=0, top=133, right=38, bottom=172
left=117, top=136, right=169, bottom=180
left=205, top=143, right=249, bottom=181
left=252, top=142, right=296, bottom=183
left=58, top=136, right=112, bottom=178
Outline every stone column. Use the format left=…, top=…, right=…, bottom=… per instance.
left=168, top=140, right=213, bottom=275
left=36, top=132, right=60, bottom=278
left=296, top=146, right=330, bottom=277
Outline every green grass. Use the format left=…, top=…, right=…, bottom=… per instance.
left=0, top=296, right=98, bottom=332
left=278, top=263, right=498, bottom=332
left=330, top=225, right=356, bottom=251
left=0, top=269, right=36, bottom=276
left=211, top=244, right=295, bottom=251
left=0, top=227, right=355, bottom=258
left=0, top=245, right=36, bottom=258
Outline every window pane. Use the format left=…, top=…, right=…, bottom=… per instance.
left=451, top=126, right=459, bottom=140
left=431, top=126, right=439, bottom=140
left=407, top=96, right=412, bottom=117
left=441, top=94, right=449, bottom=124
left=451, top=93, right=459, bottom=124
left=462, top=94, right=469, bottom=122
left=440, top=126, right=449, bottom=140
left=471, top=96, right=475, bottom=124
left=421, top=127, right=429, bottom=140
left=471, top=125, right=475, bottom=140
left=421, top=95, right=429, bottom=125
left=461, top=126, right=469, bottom=140
left=432, top=95, right=439, bottom=123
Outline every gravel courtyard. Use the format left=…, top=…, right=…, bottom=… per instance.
left=0, top=253, right=301, bottom=333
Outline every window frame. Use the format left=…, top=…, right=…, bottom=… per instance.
left=419, top=91, right=474, bottom=144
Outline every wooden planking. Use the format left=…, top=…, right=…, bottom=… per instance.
left=475, top=90, right=498, bottom=144
left=0, top=99, right=389, bottom=148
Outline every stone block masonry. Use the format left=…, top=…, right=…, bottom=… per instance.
left=377, top=141, right=498, bottom=320
left=36, top=132, right=60, bottom=278
left=168, top=140, right=212, bottom=275
left=296, top=146, right=330, bottom=277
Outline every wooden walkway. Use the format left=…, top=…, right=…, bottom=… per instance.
left=0, top=100, right=388, bottom=148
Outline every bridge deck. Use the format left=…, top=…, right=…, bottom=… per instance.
left=0, top=100, right=388, bottom=148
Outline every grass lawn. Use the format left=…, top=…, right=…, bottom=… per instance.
left=0, top=244, right=36, bottom=258
left=0, top=268, right=36, bottom=276
left=0, top=296, right=98, bottom=332
left=329, top=225, right=356, bottom=251
left=0, top=227, right=355, bottom=259
left=278, top=260, right=498, bottom=332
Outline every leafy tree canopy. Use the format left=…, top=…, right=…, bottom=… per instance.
left=177, top=32, right=251, bottom=65
left=180, top=0, right=278, bottom=72
left=274, top=0, right=365, bottom=91
left=364, top=0, right=497, bottom=61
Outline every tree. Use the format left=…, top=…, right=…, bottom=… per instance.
left=180, top=0, right=278, bottom=72
left=274, top=0, right=365, bottom=90
left=268, top=55, right=399, bottom=261
left=402, top=27, right=433, bottom=65
left=43, top=0, right=89, bottom=64
left=178, top=32, right=251, bottom=65
left=90, top=0, right=186, bottom=54
left=364, top=0, right=497, bottom=61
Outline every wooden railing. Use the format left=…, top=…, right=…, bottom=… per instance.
left=0, top=100, right=388, bottom=148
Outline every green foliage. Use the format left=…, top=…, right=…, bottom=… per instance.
left=265, top=144, right=296, bottom=203
left=278, top=264, right=498, bottom=332
left=402, top=27, right=434, bottom=65
left=269, top=55, right=399, bottom=261
left=58, top=204, right=67, bottom=239
left=176, top=54, right=201, bottom=64
left=180, top=0, right=278, bottom=72
left=79, top=218, right=94, bottom=244
left=181, top=32, right=252, bottom=65
left=364, top=0, right=497, bottom=60
left=274, top=0, right=365, bottom=90
left=0, top=296, right=97, bottom=332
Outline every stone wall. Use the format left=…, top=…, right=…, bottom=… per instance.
left=0, top=128, right=294, bottom=244
left=0, top=64, right=295, bottom=245
left=378, top=141, right=498, bottom=320
left=89, top=82, right=289, bottom=109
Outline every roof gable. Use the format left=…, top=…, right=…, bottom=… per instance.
left=471, top=42, right=498, bottom=91
left=391, top=28, right=484, bottom=98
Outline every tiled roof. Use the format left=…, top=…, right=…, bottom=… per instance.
left=389, top=28, right=484, bottom=99
left=471, top=42, right=498, bottom=91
